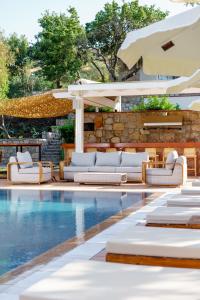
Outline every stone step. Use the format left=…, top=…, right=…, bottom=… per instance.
left=48, top=141, right=61, bottom=145
left=43, top=157, right=60, bottom=161
left=43, top=151, right=60, bottom=155
left=43, top=148, right=60, bottom=152
left=45, top=146, right=61, bottom=150
left=42, top=156, right=59, bottom=159
left=44, top=143, right=60, bottom=146
left=41, top=137, right=61, bottom=164
left=44, top=152, right=60, bottom=155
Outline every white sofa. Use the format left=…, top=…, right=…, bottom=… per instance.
left=143, top=151, right=187, bottom=186
left=60, top=151, right=149, bottom=182
left=7, top=151, right=53, bottom=184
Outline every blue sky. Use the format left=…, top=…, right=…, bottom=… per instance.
left=0, top=0, right=188, bottom=42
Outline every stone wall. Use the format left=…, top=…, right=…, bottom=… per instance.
left=84, top=110, right=200, bottom=144
left=0, top=139, right=45, bottom=165
left=0, top=134, right=61, bottom=166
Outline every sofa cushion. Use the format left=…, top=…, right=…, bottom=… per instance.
left=121, top=152, right=149, bottom=167
left=17, top=151, right=33, bottom=169
left=166, top=151, right=178, bottom=170
left=173, top=156, right=187, bottom=184
left=64, top=166, right=90, bottom=172
left=96, top=152, right=121, bottom=166
left=115, top=166, right=142, bottom=173
left=88, top=166, right=116, bottom=173
left=9, top=157, right=19, bottom=177
left=71, top=152, right=96, bottom=167
left=146, top=168, right=173, bottom=176
left=19, top=167, right=51, bottom=174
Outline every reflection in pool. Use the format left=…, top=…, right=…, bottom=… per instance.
left=0, top=189, right=151, bottom=276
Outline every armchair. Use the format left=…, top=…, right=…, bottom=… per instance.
left=143, top=155, right=187, bottom=186
left=7, top=154, right=53, bottom=184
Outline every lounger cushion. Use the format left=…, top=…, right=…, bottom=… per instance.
left=192, top=181, right=200, bottom=187
left=166, top=151, right=178, bottom=170
left=106, top=226, right=200, bottom=259
left=121, top=152, right=149, bottom=167
left=20, top=260, right=200, bottom=300
left=146, top=206, right=200, bottom=224
left=96, top=152, right=121, bottom=166
left=181, top=188, right=200, bottom=195
left=167, top=196, right=200, bottom=207
left=17, top=151, right=33, bottom=169
left=71, top=152, right=96, bottom=167
left=146, top=168, right=172, bottom=176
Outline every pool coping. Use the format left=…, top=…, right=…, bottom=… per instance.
left=0, top=191, right=160, bottom=285
left=0, top=180, right=181, bottom=194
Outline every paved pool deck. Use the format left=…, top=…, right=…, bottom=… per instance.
left=0, top=177, right=188, bottom=192
left=0, top=179, right=197, bottom=299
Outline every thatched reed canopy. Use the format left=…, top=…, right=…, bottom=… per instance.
left=0, top=93, right=73, bottom=118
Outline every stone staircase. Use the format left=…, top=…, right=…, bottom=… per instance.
left=42, top=133, right=61, bottom=165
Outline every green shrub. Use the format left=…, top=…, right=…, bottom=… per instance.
left=58, top=121, right=75, bottom=143
left=84, top=106, right=96, bottom=112
left=84, top=106, right=113, bottom=112
left=100, top=107, right=113, bottom=112
left=132, top=96, right=180, bottom=111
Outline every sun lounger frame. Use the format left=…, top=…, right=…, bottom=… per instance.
left=106, top=253, right=200, bottom=269
left=146, top=223, right=200, bottom=229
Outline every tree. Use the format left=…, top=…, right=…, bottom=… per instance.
left=85, top=0, right=168, bottom=82
left=7, top=34, right=52, bottom=98
left=33, top=7, right=86, bottom=88
left=7, top=34, right=31, bottom=97
left=0, top=33, right=12, bottom=137
left=7, top=33, right=30, bottom=77
left=0, top=35, right=9, bottom=98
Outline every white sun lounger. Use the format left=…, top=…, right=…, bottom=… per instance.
left=106, top=226, right=200, bottom=268
left=146, top=206, right=200, bottom=228
left=20, top=260, right=200, bottom=300
left=167, top=196, right=200, bottom=207
left=192, top=180, right=200, bottom=187
left=168, top=193, right=200, bottom=199
left=181, top=187, right=200, bottom=195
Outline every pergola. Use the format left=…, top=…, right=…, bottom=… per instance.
left=53, top=77, right=200, bottom=153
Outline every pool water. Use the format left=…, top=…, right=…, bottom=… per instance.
left=0, top=189, right=151, bottom=276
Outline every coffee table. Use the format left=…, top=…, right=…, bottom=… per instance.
left=74, top=172, right=127, bottom=185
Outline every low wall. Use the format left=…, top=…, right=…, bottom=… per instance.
left=84, top=110, right=200, bottom=144
left=0, top=139, right=47, bottom=165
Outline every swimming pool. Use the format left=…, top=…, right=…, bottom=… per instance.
left=0, top=189, right=151, bottom=276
